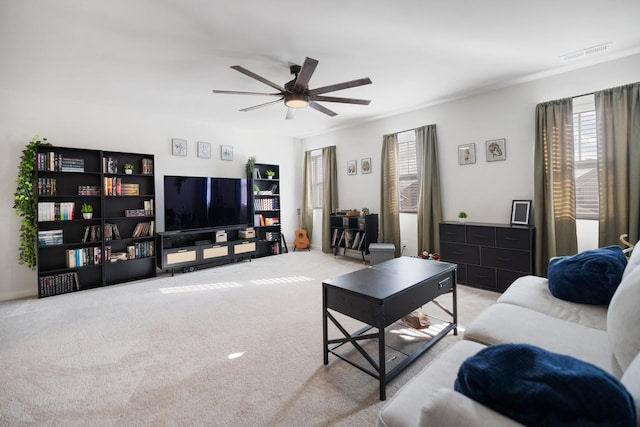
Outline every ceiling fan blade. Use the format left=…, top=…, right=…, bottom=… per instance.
left=213, top=90, right=281, bottom=96
left=231, top=65, right=286, bottom=92
left=239, top=98, right=284, bottom=112
left=309, top=101, right=337, bottom=117
left=313, top=95, right=371, bottom=105
left=292, top=57, right=319, bottom=93
left=309, top=77, right=372, bottom=95
left=285, top=108, right=296, bottom=120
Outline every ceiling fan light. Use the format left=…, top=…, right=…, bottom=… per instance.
left=285, top=94, right=309, bottom=109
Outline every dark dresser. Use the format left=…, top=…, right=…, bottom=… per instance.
left=439, top=222, right=534, bottom=292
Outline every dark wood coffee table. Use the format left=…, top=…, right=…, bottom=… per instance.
left=322, top=257, right=457, bottom=400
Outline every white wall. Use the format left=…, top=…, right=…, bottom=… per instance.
left=0, top=89, right=300, bottom=301
left=302, top=54, right=640, bottom=256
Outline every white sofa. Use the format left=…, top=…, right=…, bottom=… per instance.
left=377, top=245, right=640, bottom=427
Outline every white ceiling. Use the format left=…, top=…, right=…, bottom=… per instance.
left=2, top=0, right=639, bottom=139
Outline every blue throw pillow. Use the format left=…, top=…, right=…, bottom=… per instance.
left=548, top=245, right=627, bottom=304
left=454, top=343, right=636, bottom=427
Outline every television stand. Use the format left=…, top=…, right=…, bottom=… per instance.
left=157, top=227, right=257, bottom=275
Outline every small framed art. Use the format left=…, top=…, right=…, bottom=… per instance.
left=511, top=200, right=531, bottom=226
left=197, top=141, right=211, bottom=159
left=458, top=143, right=476, bottom=165
left=172, top=138, right=187, bottom=157
left=347, top=160, right=357, bottom=175
left=486, top=138, right=506, bottom=162
left=221, top=144, right=233, bottom=161
left=361, top=157, right=372, bottom=174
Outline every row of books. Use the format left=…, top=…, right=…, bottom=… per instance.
left=104, top=223, right=121, bottom=240
left=123, top=241, right=155, bottom=260
left=254, top=199, right=278, bottom=210
left=253, top=214, right=279, bottom=226
left=38, top=229, right=63, bottom=246
left=332, top=229, right=367, bottom=251
left=103, top=178, right=140, bottom=196
left=38, top=202, right=75, bottom=221
left=131, top=221, right=155, bottom=238
left=37, top=178, right=57, bottom=195
left=37, top=153, right=85, bottom=172
left=66, top=246, right=102, bottom=268
left=82, top=225, right=102, bottom=242
left=39, top=272, right=80, bottom=297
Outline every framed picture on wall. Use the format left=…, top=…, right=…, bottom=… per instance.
left=458, top=143, right=476, bottom=165
left=511, top=200, right=531, bottom=225
left=486, top=138, right=506, bottom=162
left=347, top=160, right=357, bottom=175
left=172, top=138, right=187, bottom=157
left=197, top=141, right=211, bottom=159
left=361, top=157, right=372, bottom=174
left=220, top=144, right=233, bottom=161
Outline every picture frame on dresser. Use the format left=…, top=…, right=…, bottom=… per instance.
left=511, top=200, right=531, bottom=225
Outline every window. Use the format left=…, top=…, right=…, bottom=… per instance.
left=311, top=150, right=323, bottom=208
left=397, top=130, right=418, bottom=212
left=573, top=95, right=598, bottom=220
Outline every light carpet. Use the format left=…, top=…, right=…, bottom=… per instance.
left=0, top=251, right=498, bottom=426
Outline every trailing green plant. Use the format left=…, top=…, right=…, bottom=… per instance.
left=14, top=135, right=51, bottom=269
left=245, top=156, right=256, bottom=179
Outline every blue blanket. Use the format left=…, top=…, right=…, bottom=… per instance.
left=454, top=344, right=636, bottom=427
left=548, top=245, right=627, bottom=304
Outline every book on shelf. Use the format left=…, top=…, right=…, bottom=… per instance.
left=337, top=230, right=346, bottom=247
left=78, top=185, right=100, bottom=195
left=104, top=223, right=121, bottom=240
left=141, top=158, right=154, bottom=175
left=37, top=178, right=57, bottom=195
left=82, top=225, right=102, bottom=242
left=38, top=229, right=63, bottom=246
left=332, top=228, right=338, bottom=246
left=39, top=272, right=80, bottom=297
left=358, top=233, right=366, bottom=251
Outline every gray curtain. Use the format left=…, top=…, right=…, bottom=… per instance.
left=416, top=125, right=443, bottom=254
left=595, top=83, right=640, bottom=246
left=322, top=146, right=339, bottom=253
left=301, top=150, right=314, bottom=240
left=380, top=133, right=401, bottom=256
left=534, top=98, right=578, bottom=276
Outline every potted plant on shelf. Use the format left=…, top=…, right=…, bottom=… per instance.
left=458, top=211, right=468, bottom=223
left=253, top=184, right=259, bottom=194
left=266, top=170, right=275, bottom=180
left=123, top=163, right=134, bottom=174
left=81, top=203, right=93, bottom=219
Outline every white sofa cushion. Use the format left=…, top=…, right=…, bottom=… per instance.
left=497, top=275, right=608, bottom=330
left=463, top=303, right=622, bottom=377
left=608, top=265, right=640, bottom=371
left=419, top=388, right=523, bottom=427
left=621, top=353, right=640, bottom=427
left=377, top=340, right=486, bottom=427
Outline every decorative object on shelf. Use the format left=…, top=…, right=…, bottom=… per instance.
left=266, top=170, right=275, bottom=179
left=14, top=135, right=51, bottom=268
left=123, top=163, right=134, bottom=174
left=253, top=184, right=259, bottom=194
left=458, top=211, right=467, bottom=223
left=361, top=157, right=372, bottom=174
left=486, top=138, right=506, bottom=162
left=172, top=138, right=187, bottom=157
left=197, top=141, right=211, bottom=159
left=220, top=144, right=232, bottom=161
left=361, top=207, right=370, bottom=217
left=81, top=203, right=93, bottom=219
left=511, top=200, right=532, bottom=225
left=246, top=156, right=256, bottom=179
left=347, top=160, right=357, bottom=175
left=458, top=143, right=476, bottom=165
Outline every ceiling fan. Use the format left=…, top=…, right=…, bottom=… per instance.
left=213, top=57, right=372, bottom=120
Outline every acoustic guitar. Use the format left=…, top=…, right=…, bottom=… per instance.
left=294, top=208, right=310, bottom=251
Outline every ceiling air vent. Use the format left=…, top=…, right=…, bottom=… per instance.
left=560, top=42, right=612, bottom=61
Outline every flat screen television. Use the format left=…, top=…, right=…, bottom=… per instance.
left=164, top=175, right=250, bottom=231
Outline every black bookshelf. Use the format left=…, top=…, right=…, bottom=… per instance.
left=35, top=146, right=155, bottom=297
left=251, top=163, right=282, bottom=257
